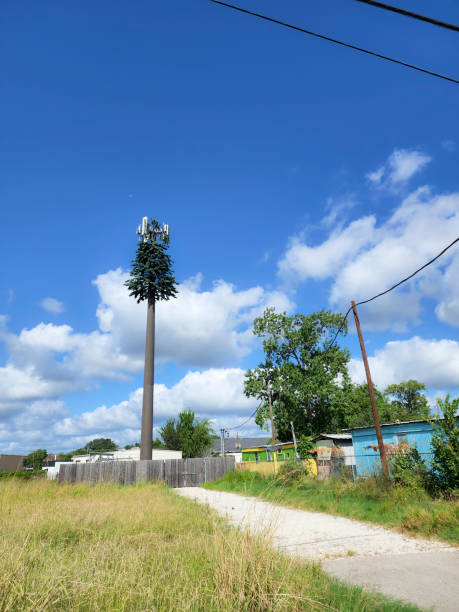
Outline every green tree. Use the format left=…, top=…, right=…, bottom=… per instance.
left=341, top=382, right=396, bottom=429
left=384, top=380, right=430, bottom=421
left=246, top=308, right=350, bottom=439
left=428, top=395, right=459, bottom=493
left=26, top=449, right=47, bottom=470
left=125, top=218, right=178, bottom=460
left=159, top=410, right=214, bottom=458
left=84, top=438, right=118, bottom=452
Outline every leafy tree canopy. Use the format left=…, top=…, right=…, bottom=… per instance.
left=125, top=219, right=178, bottom=304
left=245, top=308, right=350, bottom=439
left=340, top=382, right=396, bottom=429
left=429, top=395, right=459, bottom=492
left=84, top=438, right=118, bottom=453
left=384, top=380, right=430, bottom=421
left=159, top=410, right=214, bottom=459
left=26, top=449, right=47, bottom=470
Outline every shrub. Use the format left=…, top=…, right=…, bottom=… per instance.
left=428, top=395, right=459, bottom=494
left=390, top=445, right=427, bottom=489
left=0, top=470, right=46, bottom=480
left=276, top=460, right=307, bottom=485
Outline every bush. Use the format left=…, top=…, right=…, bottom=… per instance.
left=390, top=445, right=427, bottom=489
left=276, top=460, right=308, bottom=485
left=428, top=395, right=459, bottom=494
left=0, top=470, right=46, bottom=480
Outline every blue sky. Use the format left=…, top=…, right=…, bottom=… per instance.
left=1, top=0, right=459, bottom=453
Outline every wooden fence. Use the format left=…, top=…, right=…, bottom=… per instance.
left=57, top=457, right=235, bottom=487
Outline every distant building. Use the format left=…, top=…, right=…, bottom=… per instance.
left=71, top=447, right=182, bottom=463
left=43, top=454, right=63, bottom=467
left=348, top=417, right=459, bottom=477
left=241, top=441, right=296, bottom=463
left=0, top=454, right=26, bottom=472
left=211, top=437, right=267, bottom=463
left=43, top=461, right=73, bottom=479
left=312, top=433, right=355, bottom=479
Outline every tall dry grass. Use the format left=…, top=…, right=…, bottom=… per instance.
left=0, top=479, right=418, bottom=611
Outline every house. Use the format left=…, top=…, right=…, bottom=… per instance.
left=211, top=437, right=267, bottom=463
left=71, top=448, right=182, bottom=463
left=241, top=441, right=296, bottom=463
left=43, top=461, right=73, bottom=479
left=348, top=417, right=458, bottom=477
left=312, top=433, right=355, bottom=479
left=0, top=454, right=26, bottom=472
left=43, top=454, right=63, bottom=467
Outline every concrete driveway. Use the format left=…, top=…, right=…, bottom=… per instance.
left=176, top=487, right=458, bottom=611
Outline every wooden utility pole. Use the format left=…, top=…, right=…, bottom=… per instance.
left=290, top=421, right=299, bottom=459
left=351, top=301, right=390, bottom=485
left=267, top=382, right=278, bottom=472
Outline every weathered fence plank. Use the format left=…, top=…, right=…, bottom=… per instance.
left=58, top=457, right=234, bottom=486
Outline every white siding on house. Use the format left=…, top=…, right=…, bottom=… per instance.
left=72, top=448, right=182, bottom=463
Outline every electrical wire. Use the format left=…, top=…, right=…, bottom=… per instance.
left=353, top=0, right=459, bottom=33
left=325, top=236, right=459, bottom=352
left=226, top=406, right=259, bottom=431
left=207, top=0, right=459, bottom=84
left=225, top=237, right=459, bottom=429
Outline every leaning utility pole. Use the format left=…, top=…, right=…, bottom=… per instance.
left=266, top=380, right=278, bottom=472
left=125, top=217, right=177, bottom=460
left=290, top=421, right=299, bottom=459
left=351, top=301, right=390, bottom=484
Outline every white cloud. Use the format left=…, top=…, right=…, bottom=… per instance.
left=278, top=186, right=459, bottom=330
left=1, top=368, right=259, bottom=453
left=0, top=272, right=293, bottom=431
left=367, top=148, right=431, bottom=191
left=94, top=269, right=294, bottom=368
left=349, top=336, right=459, bottom=390
left=278, top=216, right=376, bottom=285
left=41, top=297, right=65, bottom=314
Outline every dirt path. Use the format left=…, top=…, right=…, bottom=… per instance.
left=176, top=487, right=458, bottom=611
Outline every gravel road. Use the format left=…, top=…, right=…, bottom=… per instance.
left=176, top=487, right=458, bottom=610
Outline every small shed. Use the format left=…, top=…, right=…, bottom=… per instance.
left=312, top=433, right=355, bottom=479
left=348, top=418, right=458, bottom=477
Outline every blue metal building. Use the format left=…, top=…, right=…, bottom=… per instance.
left=349, top=419, right=454, bottom=477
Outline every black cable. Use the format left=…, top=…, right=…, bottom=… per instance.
left=226, top=237, right=459, bottom=428
left=208, top=0, right=459, bottom=84
left=354, top=0, right=459, bottom=33
left=325, top=236, right=459, bottom=352
left=226, top=407, right=259, bottom=431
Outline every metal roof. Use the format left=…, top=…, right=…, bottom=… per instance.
left=344, top=418, right=433, bottom=431
left=211, top=437, right=268, bottom=454
left=313, top=433, right=352, bottom=441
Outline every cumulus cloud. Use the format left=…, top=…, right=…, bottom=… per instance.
left=0, top=271, right=293, bottom=443
left=366, top=148, right=431, bottom=191
left=94, top=270, right=294, bottom=368
left=2, top=368, right=259, bottom=453
left=278, top=186, right=459, bottom=330
left=41, top=297, right=65, bottom=314
left=349, top=336, right=459, bottom=390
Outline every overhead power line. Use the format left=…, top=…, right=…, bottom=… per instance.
left=326, top=236, right=459, bottom=352
left=353, top=0, right=459, bottom=33
left=226, top=236, right=459, bottom=430
left=227, top=407, right=259, bottom=431
left=207, top=0, right=459, bottom=84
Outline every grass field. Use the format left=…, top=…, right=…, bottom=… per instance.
left=0, top=479, right=422, bottom=611
left=205, top=471, right=459, bottom=544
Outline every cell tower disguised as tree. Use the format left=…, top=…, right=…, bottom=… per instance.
left=125, top=217, right=178, bottom=460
